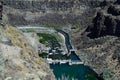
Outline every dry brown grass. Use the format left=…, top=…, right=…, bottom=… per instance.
left=5, top=25, right=43, bottom=64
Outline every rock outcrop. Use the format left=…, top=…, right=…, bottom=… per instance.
left=86, top=0, right=120, bottom=38
left=107, top=5, right=120, bottom=16
left=86, top=12, right=119, bottom=38
left=2, top=0, right=90, bottom=26
left=115, top=0, right=120, bottom=4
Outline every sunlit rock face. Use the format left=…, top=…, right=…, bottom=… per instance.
left=85, top=0, right=120, bottom=38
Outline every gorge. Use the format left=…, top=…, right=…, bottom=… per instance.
left=0, top=0, right=120, bottom=80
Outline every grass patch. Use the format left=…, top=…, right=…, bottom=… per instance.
left=52, top=33, right=63, bottom=43
left=37, top=33, right=61, bottom=48
left=39, top=36, right=46, bottom=44
left=37, top=33, right=57, bottom=40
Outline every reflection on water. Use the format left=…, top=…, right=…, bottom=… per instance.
left=50, top=63, right=99, bottom=80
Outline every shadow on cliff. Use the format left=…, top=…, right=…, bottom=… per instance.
left=86, top=11, right=120, bottom=39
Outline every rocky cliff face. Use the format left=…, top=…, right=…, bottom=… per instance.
left=70, top=0, right=120, bottom=80
left=3, top=0, right=119, bottom=26
left=0, top=1, right=3, bottom=20
left=3, top=0, right=84, bottom=12
left=0, top=25, right=55, bottom=80
left=3, top=0, right=92, bottom=26
left=86, top=0, right=120, bottom=38
left=86, top=12, right=119, bottom=38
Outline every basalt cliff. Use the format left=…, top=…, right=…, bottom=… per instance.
left=71, top=0, right=120, bottom=80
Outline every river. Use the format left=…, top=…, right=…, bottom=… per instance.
left=50, top=29, right=102, bottom=80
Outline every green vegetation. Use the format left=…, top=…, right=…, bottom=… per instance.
left=39, top=36, right=46, bottom=44
left=85, top=74, right=98, bottom=80
left=39, top=52, right=48, bottom=58
left=37, top=33, right=61, bottom=48
left=37, top=33, right=57, bottom=41
left=53, top=33, right=63, bottom=43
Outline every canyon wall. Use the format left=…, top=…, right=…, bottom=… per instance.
left=2, top=0, right=92, bottom=26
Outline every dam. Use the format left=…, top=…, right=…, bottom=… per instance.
left=46, top=59, right=84, bottom=65
left=17, top=26, right=100, bottom=80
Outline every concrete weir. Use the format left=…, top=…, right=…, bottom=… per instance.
left=46, top=58, right=84, bottom=65
left=68, top=61, right=84, bottom=65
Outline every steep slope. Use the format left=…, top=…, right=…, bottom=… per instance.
left=0, top=25, right=55, bottom=80
left=3, top=0, right=90, bottom=26
left=70, top=0, right=120, bottom=80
